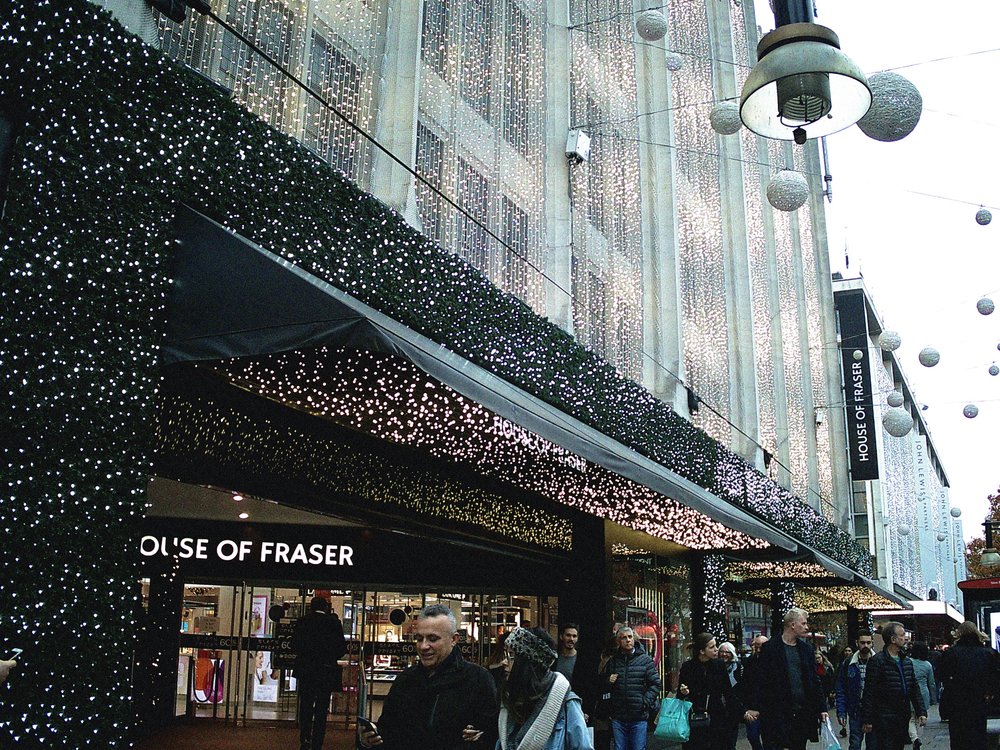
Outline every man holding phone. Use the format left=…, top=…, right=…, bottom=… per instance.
left=1, top=649, right=19, bottom=684
left=359, top=604, right=497, bottom=750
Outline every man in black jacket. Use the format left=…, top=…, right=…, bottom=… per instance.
left=359, top=604, right=497, bottom=750
left=292, top=596, right=349, bottom=750
left=745, top=608, right=827, bottom=750
left=860, top=621, right=926, bottom=750
left=602, top=626, right=661, bottom=750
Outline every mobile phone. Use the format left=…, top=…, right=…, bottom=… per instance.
left=357, top=716, right=378, bottom=734
left=6, top=648, right=22, bottom=660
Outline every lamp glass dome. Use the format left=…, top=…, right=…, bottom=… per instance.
left=740, top=25, right=871, bottom=141
left=981, top=548, right=1000, bottom=568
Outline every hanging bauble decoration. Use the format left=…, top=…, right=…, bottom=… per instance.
left=878, top=330, right=902, bottom=351
left=963, top=404, right=980, bottom=418
left=766, top=170, right=809, bottom=212
left=977, top=297, right=995, bottom=315
left=950, top=507, right=962, bottom=518
left=665, top=52, right=684, bottom=72
left=709, top=102, right=742, bottom=135
left=990, top=364, right=999, bottom=377
left=918, top=347, right=940, bottom=367
left=977, top=207, right=993, bottom=226
left=856, top=72, right=923, bottom=142
left=887, top=391, right=904, bottom=408
left=936, top=532, right=947, bottom=542
left=898, top=524, right=911, bottom=536
left=852, top=349, right=864, bottom=361
left=635, top=10, right=669, bottom=42
left=882, top=408, right=913, bottom=437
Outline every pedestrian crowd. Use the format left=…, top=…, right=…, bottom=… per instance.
left=285, top=600, right=1000, bottom=750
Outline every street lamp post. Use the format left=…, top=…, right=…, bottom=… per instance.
left=981, top=518, right=1000, bottom=568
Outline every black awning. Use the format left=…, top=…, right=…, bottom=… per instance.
left=163, top=206, right=796, bottom=552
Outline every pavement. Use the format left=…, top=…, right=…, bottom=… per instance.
left=137, top=706, right=954, bottom=750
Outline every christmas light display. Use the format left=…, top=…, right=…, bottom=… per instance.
left=0, top=1, right=874, bottom=742
left=210, top=351, right=766, bottom=550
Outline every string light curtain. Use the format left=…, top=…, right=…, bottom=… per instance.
left=159, top=0, right=381, bottom=187
left=415, top=0, right=547, bottom=311
left=669, top=0, right=730, bottom=440
left=875, top=363, right=922, bottom=594
left=569, top=0, right=644, bottom=381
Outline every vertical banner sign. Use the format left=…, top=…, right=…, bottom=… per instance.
left=838, top=291, right=880, bottom=480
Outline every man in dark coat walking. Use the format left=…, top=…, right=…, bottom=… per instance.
left=937, top=621, right=1000, bottom=750
left=860, top=621, right=926, bottom=750
left=602, top=626, right=661, bottom=750
left=744, top=608, right=827, bottom=750
left=292, top=596, right=349, bottom=750
left=358, top=604, right=497, bottom=750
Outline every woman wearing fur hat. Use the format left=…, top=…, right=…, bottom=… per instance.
left=499, top=627, right=594, bottom=750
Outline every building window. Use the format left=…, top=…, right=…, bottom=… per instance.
left=421, top=0, right=450, bottom=77
left=303, top=29, right=362, bottom=180
left=219, top=0, right=296, bottom=130
left=500, top=1, right=529, bottom=155
left=500, top=195, right=528, bottom=295
left=457, top=158, right=490, bottom=271
left=416, top=121, right=446, bottom=245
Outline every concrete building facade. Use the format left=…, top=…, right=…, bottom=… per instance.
left=144, top=0, right=852, bottom=525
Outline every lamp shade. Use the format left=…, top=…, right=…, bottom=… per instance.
left=740, top=24, right=871, bottom=141
left=981, top=548, right=1000, bottom=567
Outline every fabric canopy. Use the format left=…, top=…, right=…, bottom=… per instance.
left=164, top=207, right=800, bottom=551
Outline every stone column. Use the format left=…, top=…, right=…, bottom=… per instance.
left=368, top=0, right=423, bottom=226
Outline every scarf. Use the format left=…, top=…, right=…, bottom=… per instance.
left=499, top=672, right=571, bottom=750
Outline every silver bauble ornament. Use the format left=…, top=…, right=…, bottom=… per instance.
left=665, top=52, right=684, bottom=72
left=990, top=364, right=999, bottom=377
left=882, top=408, right=913, bottom=437
left=978, top=297, right=995, bottom=315
left=887, top=391, right=904, bottom=408
left=709, top=102, right=742, bottom=135
left=879, top=330, right=902, bottom=351
left=963, top=404, right=980, bottom=418
left=852, top=349, right=864, bottom=361
left=977, top=207, right=993, bottom=225
left=635, top=10, right=669, bottom=42
left=856, top=72, right=922, bottom=142
left=918, top=347, right=940, bottom=367
left=898, top=524, right=911, bottom=536
left=950, top=507, right=962, bottom=518
left=936, top=533, right=947, bottom=542
left=766, top=170, right=809, bottom=212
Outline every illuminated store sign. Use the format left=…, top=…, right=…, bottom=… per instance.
left=140, top=535, right=354, bottom=566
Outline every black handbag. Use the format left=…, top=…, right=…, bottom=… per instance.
left=689, top=695, right=711, bottom=729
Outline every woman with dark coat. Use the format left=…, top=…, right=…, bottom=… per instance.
left=677, top=633, right=738, bottom=750
left=938, top=621, right=1000, bottom=750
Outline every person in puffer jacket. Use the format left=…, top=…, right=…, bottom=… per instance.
left=860, top=622, right=926, bottom=750
left=601, top=627, right=661, bottom=750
